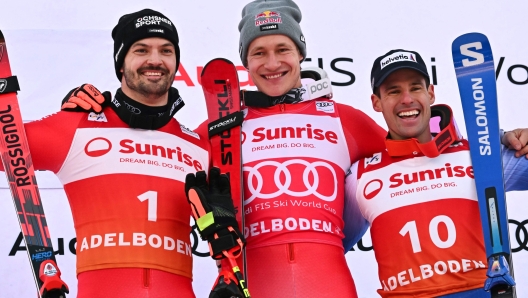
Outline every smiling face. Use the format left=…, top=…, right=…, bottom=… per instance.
left=371, top=68, right=435, bottom=143
left=246, top=34, right=303, bottom=97
left=121, top=37, right=177, bottom=106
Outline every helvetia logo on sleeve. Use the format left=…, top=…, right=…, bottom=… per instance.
left=380, top=51, right=416, bottom=69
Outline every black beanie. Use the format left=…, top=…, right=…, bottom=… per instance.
left=112, top=9, right=180, bottom=81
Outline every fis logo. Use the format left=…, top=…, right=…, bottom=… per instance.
left=380, top=51, right=416, bottom=69
left=88, top=112, right=107, bottom=122
left=365, top=153, right=382, bottom=167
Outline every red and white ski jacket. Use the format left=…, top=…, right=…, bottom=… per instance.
left=239, top=98, right=386, bottom=249
left=20, top=108, right=210, bottom=278
left=344, top=139, right=528, bottom=297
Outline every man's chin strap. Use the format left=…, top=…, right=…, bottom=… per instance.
left=386, top=104, right=464, bottom=158
left=110, top=87, right=185, bottom=130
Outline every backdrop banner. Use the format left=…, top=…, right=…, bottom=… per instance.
left=1, top=1, right=527, bottom=297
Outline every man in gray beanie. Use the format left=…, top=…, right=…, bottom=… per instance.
left=203, top=0, right=387, bottom=297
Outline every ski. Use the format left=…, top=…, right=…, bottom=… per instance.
left=0, top=30, right=68, bottom=298
left=452, top=32, right=516, bottom=297
left=201, top=58, right=249, bottom=297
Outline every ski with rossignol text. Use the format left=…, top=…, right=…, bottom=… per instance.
left=0, top=30, right=69, bottom=297
left=452, top=32, right=516, bottom=298
left=201, top=58, right=249, bottom=297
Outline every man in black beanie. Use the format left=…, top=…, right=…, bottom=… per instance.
left=12, top=8, right=218, bottom=297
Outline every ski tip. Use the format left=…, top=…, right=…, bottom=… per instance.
left=451, top=32, right=494, bottom=70
left=452, top=32, right=490, bottom=48
left=201, top=58, right=236, bottom=76
left=0, top=30, right=4, bottom=40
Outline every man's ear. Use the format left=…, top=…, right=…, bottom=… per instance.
left=371, top=93, right=383, bottom=112
left=428, top=84, right=436, bottom=105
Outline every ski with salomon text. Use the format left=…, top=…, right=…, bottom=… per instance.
left=452, top=32, right=516, bottom=298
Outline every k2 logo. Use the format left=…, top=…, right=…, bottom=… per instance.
left=460, top=42, right=485, bottom=67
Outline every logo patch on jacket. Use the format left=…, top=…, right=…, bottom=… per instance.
left=365, top=152, right=382, bottom=167
left=88, top=112, right=107, bottom=122
left=180, top=124, right=200, bottom=139
left=315, top=101, right=334, bottom=113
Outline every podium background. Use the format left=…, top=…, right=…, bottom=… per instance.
left=1, top=1, right=527, bottom=297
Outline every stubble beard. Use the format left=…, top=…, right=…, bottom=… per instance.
left=123, top=65, right=175, bottom=98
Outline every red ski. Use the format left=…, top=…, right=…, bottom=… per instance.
left=201, top=58, right=249, bottom=297
left=0, top=30, right=68, bottom=298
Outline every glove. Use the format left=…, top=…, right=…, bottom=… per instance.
left=39, top=260, right=69, bottom=298
left=186, top=167, right=245, bottom=259
left=209, top=270, right=245, bottom=298
left=61, top=84, right=109, bottom=113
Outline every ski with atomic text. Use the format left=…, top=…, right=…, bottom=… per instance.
left=452, top=32, right=516, bottom=298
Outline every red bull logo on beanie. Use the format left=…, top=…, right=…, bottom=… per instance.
left=254, top=10, right=282, bottom=26
left=135, top=15, right=172, bottom=28
left=380, top=51, right=416, bottom=69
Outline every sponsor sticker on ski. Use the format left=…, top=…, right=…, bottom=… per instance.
left=43, top=263, right=58, bottom=276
